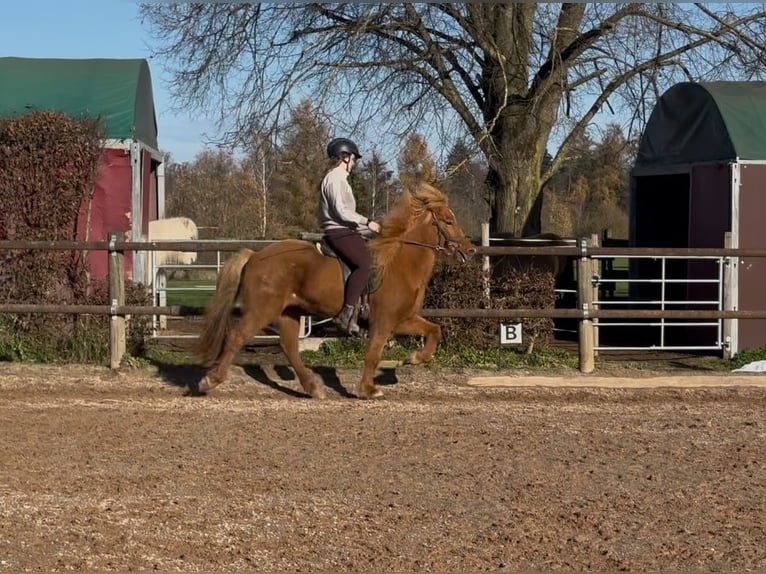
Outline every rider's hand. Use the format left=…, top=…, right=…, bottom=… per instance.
left=368, top=220, right=381, bottom=233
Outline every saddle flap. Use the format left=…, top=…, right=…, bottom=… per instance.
left=317, top=236, right=380, bottom=294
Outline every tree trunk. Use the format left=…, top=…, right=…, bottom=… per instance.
left=487, top=115, right=550, bottom=237
left=482, top=3, right=584, bottom=237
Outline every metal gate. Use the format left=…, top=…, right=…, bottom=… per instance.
left=592, top=253, right=727, bottom=352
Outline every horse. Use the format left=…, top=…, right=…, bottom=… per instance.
left=490, top=232, right=574, bottom=283
left=147, top=217, right=199, bottom=272
left=146, top=216, right=199, bottom=329
left=194, top=182, right=475, bottom=399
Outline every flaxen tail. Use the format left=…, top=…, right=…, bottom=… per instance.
left=195, top=248, right=255, bottom=367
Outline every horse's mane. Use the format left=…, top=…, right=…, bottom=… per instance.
left=369, top=182, right=449, bottom=272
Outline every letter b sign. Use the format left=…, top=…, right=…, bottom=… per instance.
left=500, top=322, right=522, bottom=345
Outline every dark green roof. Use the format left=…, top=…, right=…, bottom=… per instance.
left=636, top=81, right=766, bottom=168
left=0, top=57, right=157, bottom=149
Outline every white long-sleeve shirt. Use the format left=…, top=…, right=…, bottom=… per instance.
left=317, top=165, right=369, bottom=232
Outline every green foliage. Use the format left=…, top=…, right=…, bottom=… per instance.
left=301, top=337, right=368, bottom=367
left=165, top=279, right=215, bottom=308
left=144, top=346, right=198, bottom=366
left=542, top=123, right=632, bottom=238
left=0, top=111, right=113, bottom=363
left=730, top=346, right=766, bottom=370
left=0, top=281, right=152, bottom=365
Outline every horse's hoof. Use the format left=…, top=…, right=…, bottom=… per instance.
left=309, top=384, right=326, bottom=400
left=301, top=375, right=325, bottom=399
left=358, top=385, right=385, bottom=400
left=198, top=377, right=211, bottom=392
left=194, top=376, right=221, bottom=395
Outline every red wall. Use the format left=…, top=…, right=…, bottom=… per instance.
left=76, top=148, right=151, bottom=282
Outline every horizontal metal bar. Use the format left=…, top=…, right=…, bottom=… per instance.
left=594, top=300, right=720, bottom=306
left=608, top=277, right=721, bottom=285
left=596, top=345, right=722, bottom=351
left=595, top=322, right=721, bottom=328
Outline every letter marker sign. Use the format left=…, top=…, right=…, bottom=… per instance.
left=500, top=322, right=522, bottom=345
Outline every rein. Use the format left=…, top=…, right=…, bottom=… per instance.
left=393, top=209, right=467, bottom=257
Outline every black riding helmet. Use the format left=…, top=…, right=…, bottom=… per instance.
left=327, top=137, right=362, bottom=160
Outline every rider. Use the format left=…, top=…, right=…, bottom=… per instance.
left=317, top=137, right=381, bottom=335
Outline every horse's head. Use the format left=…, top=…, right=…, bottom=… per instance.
left=409, top=183, right=476, bottom=262
left=426, top=203, right=476, bottom=262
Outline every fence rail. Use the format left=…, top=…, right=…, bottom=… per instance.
left=2, top=234, right=766, bottom=371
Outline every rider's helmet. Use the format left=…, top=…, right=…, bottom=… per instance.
left=327, top=137, right=362, bottom=160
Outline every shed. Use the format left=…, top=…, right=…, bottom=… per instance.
left=0, top=57, right=165, bottom=283
left=630, top=81, right=766, bottom=354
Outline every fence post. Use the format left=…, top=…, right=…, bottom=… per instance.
left=108, top=232, right=126, bottom=369
left=577, top=237, right=595, bottom=373
left=481, top=222, right=490, bottom=306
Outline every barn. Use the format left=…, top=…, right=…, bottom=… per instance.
left=0, top=56, right=165, bottom=284
left=630, top=81, right=766, bottom=354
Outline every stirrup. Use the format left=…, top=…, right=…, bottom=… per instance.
left=335, top=305, right=360, bottom=336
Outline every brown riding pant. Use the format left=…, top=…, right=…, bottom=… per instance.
left=324, top=228, right=371, bottom=307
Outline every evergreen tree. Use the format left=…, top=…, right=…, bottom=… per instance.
left=397, top=133, right=437, bottom=191
left=352, top=149, right=397, bottom=220
left=269, top=99, right=329, bottom=237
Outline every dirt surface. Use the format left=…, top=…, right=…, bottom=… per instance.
left=1, top=360, right=765, bottom=571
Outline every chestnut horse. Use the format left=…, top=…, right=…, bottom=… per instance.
left=195, top=183, right=475, bottom=399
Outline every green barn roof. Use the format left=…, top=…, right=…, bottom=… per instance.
left=636, top=81, right=766, bottom=169
left=0, top=57, right=158, bottom=150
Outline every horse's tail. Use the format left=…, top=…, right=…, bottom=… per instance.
left=195, top=248, right=255, bottom=367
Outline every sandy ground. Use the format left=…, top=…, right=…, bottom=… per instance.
left=1, top=361, right=765, bottom=571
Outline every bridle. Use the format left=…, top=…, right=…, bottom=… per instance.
left=396, top=209, right=473, bottom=260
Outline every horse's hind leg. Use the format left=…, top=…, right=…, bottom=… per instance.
left=200, top=303, right=278, bottom=393
left=393, top=315, right=441, bottom=365
left=278, top=309, right=325, bottom=399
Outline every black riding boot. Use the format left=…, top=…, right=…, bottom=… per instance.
left=335, top=304, right=360, bottom=335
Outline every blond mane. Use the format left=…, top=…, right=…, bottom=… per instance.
left=369, top=182, right=450, bottom=273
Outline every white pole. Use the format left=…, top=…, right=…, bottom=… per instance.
left=481, top=222, right=490, bottom=306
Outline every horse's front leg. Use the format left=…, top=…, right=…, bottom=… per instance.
left=393, top=314, right=441, bottom=365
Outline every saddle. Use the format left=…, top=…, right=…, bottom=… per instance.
left=316, top=238, right=382, bottom=324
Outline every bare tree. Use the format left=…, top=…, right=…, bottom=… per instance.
left=353, top=149, right=396, bottom=220
left=139, top=3, right=766, bottom=235
left=166, top=150, right=262, bottom=239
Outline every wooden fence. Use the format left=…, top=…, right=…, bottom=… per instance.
left=3, top=233, right=766, bottom=372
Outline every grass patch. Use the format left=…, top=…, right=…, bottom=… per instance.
left=164, top=279, right=215, bottom=308
left=300, top=337, right=579, bottom=370
left=729, top=346, right=766, bottom=370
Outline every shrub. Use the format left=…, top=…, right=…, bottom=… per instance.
left=424, top=257, right=556, bottom=352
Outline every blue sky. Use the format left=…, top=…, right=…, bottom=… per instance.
left=0, top=1, right=215, bottom=163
